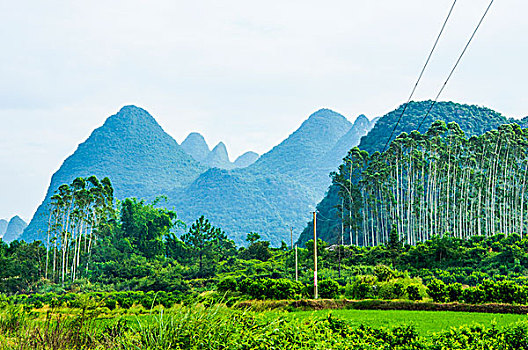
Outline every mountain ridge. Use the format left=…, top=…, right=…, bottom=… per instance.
left=180, top=132, right=259, bottom=169
left=234, top=151, right=259, bottom=168
left=170, top=108, right=368, bottom=244
left=297, top=101, right=514, bottom=246
left=22, top=106, right=372, bottom=245
left=3, top=216, right=27, bottom=243
left=21, top=105, right=206, bottom=242
left=0, top=219, right=8, bottom=238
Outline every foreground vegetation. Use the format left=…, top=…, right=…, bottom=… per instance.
left=279, top=309, right=528, bottom=335
left=3, top=302, right=528, bottom=349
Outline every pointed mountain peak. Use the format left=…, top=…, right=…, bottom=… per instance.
left=322, top=113, right=374, bottom=168
left=21, top=106, right=205, bottom=243
left=210, top=142, right=229, bottom=160
left=308, top=108, right=346, bottom=121
left=118, top=104, right=146, bottom=113
left=181, top=132, right=210, bottom=162
left=254, top=108, right=352, bottom=173
left=116, top=105, right=153, bottom=119
left=103, top=105, right=160, bottom=131
left=9, top=215, right=25, bottom=223
left=234, top=151, right=259, bottom=168
left=3, top=216, right=27, bottom=243
left=205, top=142, right=232, bottom=168
left=299, top=109, right=349, bottom=132
left=183, top=132, right=207, bottom=143
left=354, top=114, right=369, bottom=125
left=213, top=141, right=227, bottom=150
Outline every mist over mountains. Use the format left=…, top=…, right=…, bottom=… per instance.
left=21, top=106, right=374, bottom=245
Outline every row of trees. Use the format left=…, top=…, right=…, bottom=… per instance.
left=45, top=176, right=115, bottom=284
left=334, top=121, right=528, bottom=246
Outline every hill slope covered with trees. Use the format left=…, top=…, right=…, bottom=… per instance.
left=21, top=106, right=206, bottom=242
left=171, top=109, right=375, bottom=244
left=297, top=101, right=516, bottom=246
left=22, top=107, right=373, bottom=245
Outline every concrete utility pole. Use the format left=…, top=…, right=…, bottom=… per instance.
left=295, top=244, right=298, bottom=282
left=313, top=211, right=318, bottom=299
left=290, top=227, right=293, bottom=250
left=340, top=198, right=344, bottom=278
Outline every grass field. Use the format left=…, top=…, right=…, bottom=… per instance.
left=3, top=304, right=528, bottom=348
left=267, top=309, right=528, bottom=334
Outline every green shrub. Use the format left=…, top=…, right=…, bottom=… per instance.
left=406, top=285, right=422, bottom=301
left=378, top=281, right=405, bottom=300
left=267, top=279, right=302, bottom=300
left=105, top=299, right=117, bottom=310
left=217, top=277, right=238, bottom=293
left=462, top=286, right=486, bottom=304
left=446, top=283, right=463, bottom=302
left=119, top=298, right=133, bottom=309
left=319, top=279, right=339, bottom=299
left=374, top=265, right=395, bottom=282
left=393, top=282, right=404, bottom=298
left=349, top=282, right=372, bottom=300
left=427, top=279, right=447, bottom=302
left=238, top=278, right=302, bottom=300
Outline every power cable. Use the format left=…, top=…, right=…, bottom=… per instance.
left=315, top=210, right=337, bottom=223
left=381, top=0, right=458, bottom=153
left=416, top=0, right=495, bottom=132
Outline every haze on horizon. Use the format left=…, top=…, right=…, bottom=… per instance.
left=1, top=0, right=526, bottom=221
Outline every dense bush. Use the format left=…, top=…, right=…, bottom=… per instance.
left=0, top=291, right=185, bottom=310
left=319, top=279, right=339, bottom=299
left=378, top=281, right=405, bottom=300
left=426, top=279, right=447, bottom=302
left=217, top=277, right=238, bottom=293
left=406, top=285, right=422, bottom=301
left=237, top=278, right=303, bottom=300
left=426, top=279, right=528, bottom=305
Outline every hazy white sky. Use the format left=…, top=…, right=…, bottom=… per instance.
left=1, top=0, right=526, bottom=221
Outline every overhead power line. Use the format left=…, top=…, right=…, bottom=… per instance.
left=416, top=0, right=495, bottom=132
left=382, top=0, right=458, bottom=153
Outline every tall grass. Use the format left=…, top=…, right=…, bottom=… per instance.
left=1, top=302, right=528, bottom=349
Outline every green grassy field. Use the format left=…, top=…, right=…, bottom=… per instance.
left=267, top=309, right=528, bottom=334
left=3, top=304, right=528, bottom=349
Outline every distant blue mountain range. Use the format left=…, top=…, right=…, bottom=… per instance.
left=1, top=216, right=27, bottom=243
left=21, top=106, right=374, bottom=245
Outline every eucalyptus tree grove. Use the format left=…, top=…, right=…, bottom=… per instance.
left=334, top=121, right=528, bottom=246
left=45, top=176, right=116, bottom=284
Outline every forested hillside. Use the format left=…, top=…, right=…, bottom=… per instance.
left=360, top=101, right=509, bottom=154
left=298, top=101, right=515, bottom=245
left=336, top=121, right=528, bottom=246
left=171, top=109, right=370, bottom=245
left=21, top=106, right=206, bottom=242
